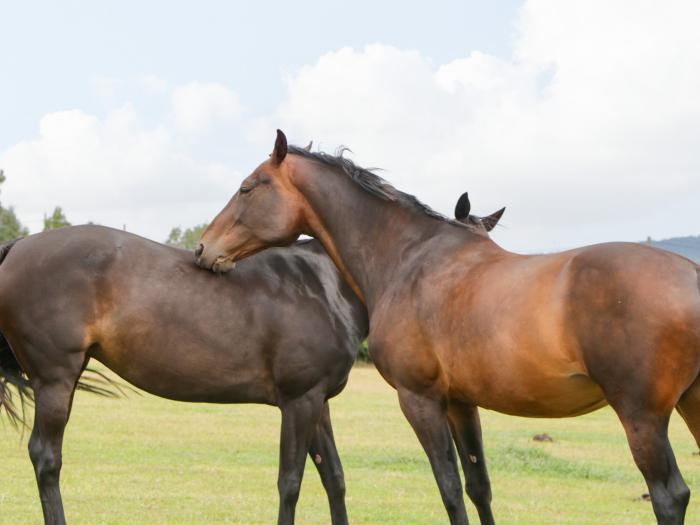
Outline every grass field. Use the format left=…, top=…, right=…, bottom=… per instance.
left=2, top=365, right=700, bottom=524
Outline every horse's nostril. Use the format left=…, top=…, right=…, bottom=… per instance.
left=194, top=244, right=204, bottom=257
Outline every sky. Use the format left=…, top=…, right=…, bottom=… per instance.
left=1, top=0, right=698, bottom=253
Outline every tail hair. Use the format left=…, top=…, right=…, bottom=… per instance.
left=0, top=238, right=20, bottom=265
left=0, top=333, right=32, bottom=428
left=0, top=239, right=28, bottom=427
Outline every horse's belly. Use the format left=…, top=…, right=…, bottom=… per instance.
left=465, top=373, right=607, bottom=418
left=89, top=340, right=276, bottom=405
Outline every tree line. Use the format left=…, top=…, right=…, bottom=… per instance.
left=0, top=170, right=71, bottom=241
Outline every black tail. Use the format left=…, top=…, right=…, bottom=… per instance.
left=0, top=238, right=132, bottom=429
left=0, top=331, right=32, bottom=428
left=0, top=239, right=31, bottom=427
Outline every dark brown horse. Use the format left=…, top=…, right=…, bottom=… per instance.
left=197, top=130, right=700, bottom=525
left=0, top=225, right=368, bottom=525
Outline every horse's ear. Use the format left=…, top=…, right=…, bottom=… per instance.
left=454, top=192, right=471, bottom=221
left=272, top=129, right=288, bottom=166
left=481, top=207, right=506, bottom=231
left=303, top=140, right=313, bottom=152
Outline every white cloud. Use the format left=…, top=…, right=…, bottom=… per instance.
left=0, top=104, right=235, bottom=238
left=171, top=82, right=241, bottom=133
left=256, top=1, right=700, bottom=252
left=91, top=76, right=122, bottom=100
left=141, top=74, right=169, bottom=94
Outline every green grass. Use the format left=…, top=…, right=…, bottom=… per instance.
left=2, top=365, right=700, bottom=524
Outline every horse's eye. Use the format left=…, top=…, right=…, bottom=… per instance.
left=240, top=186, right=252, bottom=194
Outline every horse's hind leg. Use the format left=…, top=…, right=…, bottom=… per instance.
left=277, top=388, right=325, bottom=525
left=448, top=402, right=494, bottom=525
left=308, top=402, right=348, bottom=525
left=612, top=399, right=689, bottom=525
left=676, top=376, right=700, bottom=450
left=26, top=350, right=85, bottom=525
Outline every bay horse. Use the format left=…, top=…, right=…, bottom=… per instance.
left=197, top=130, right=700, bottom=525
left=0, top=225, right=368, bottom=525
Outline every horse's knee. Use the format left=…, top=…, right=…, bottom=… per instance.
left=28, top=434, right=62, bottom=486
left=330, top=470, right=346, bottom=499
left=278, top=472, right=302, bottom=506
left=671, top=481, right=690, bottom=512
left=443, top=494, right=463, bottom=518
left=649, top=480, right=690, bottom=524
left=466, top=477, right=492, bottom=506
left=675, top=479, right=690, bottom=500
left=319, top=465, right=345, bottom=499
left=28, top=431, right=41, bottom=464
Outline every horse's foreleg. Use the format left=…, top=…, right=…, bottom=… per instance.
left=308, top=402, right=348, bottom=525
left=398, top=389, right=469, bottom=525
left=277, top=388, right=325, bottom=525
left=615, top=409, right=689, bottom=525
left=29, top=377, right=80, bottom=525
left=448, top=403, right=494, bottom=525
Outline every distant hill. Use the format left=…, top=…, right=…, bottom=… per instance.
left=646, top=235, right=700, bottom=263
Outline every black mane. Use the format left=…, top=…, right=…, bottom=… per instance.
left=288, top=145, right=462, bottom=225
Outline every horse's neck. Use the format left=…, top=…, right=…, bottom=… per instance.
left=293, top=162, right=468, bottom=307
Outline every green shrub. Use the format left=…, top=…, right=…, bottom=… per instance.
left=356, top=339, right=372, bottom=363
